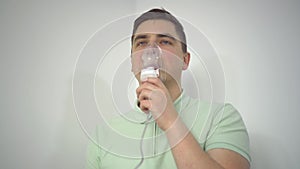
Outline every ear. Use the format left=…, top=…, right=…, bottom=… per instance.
left=182, top=52, right=190, bottom=70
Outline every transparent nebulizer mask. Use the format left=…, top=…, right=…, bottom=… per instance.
left=140, top=44, right=162, bottom=82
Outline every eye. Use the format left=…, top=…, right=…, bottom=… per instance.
left=160, top=40, right=172, bottom=45
left=136, top=41, right=148, bottom=47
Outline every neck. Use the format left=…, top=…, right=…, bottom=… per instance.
left=164, top=80, right=182, bottom=102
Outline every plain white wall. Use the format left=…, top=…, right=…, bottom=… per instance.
left=1, top=0, right=299, bottom=169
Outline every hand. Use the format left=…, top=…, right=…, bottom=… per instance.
left=136, top=77, right=178, bottom=130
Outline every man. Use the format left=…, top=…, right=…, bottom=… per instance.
left=86, top=8, right=250, bottom=169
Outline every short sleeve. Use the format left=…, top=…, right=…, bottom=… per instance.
left=205, top=103, right=251, bottom=162
left=85, top=126, right=102, bottom=169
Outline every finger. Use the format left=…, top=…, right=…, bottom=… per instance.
left=139, top=100, right=151, bottom=113
left=136, top=82, right=158, bottom=97
left=138, top=89, right=152, bottom=102
left=144, top=77, right=165, bottom=89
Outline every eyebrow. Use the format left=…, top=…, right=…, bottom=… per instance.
left=157, top=33, right=176, bottom=41
left=133, top=34, right=149, bottom=42
left=133, top=33, right=177, bottom=42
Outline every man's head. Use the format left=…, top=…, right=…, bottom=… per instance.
left=131, top=8, right=187, bottom=53
left=131, top=8, right=190, bottom=85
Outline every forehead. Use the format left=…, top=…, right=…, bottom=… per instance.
left=134, top=19, right=179, bottom=40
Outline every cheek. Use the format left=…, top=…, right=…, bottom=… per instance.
left=131, top=51, right=143, bottom=74
left=161, top=50, right=183, bottom=71
left=159, top=50, right=184, bottom=81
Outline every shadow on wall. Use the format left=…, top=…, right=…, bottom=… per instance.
left=182, top=62, right=225, bottom=103
left=45, top=76, right=85, bottom=169
left=249, top=131, right=292, bottom=169
left=45, top=74, right=112, bottom=169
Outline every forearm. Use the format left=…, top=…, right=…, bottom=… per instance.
left=165, top=118, right=224, bottom=169
left=136, top=78, right=248, bottom=168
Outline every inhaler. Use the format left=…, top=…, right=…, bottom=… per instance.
left=140, top=45, right=162, bottom=82
left=135, top=45, right=162, bottom=169
left=139, top=44, right=162, bottom=119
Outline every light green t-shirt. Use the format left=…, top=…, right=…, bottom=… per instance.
left=86, top=92, right=251, bottom=169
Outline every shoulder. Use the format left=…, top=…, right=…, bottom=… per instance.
left=204, top=103, right=251, bottom=162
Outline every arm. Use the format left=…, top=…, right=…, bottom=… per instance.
left=165, top=115, right=250, bottom=169
left=137, top=77, right=250, bottom=169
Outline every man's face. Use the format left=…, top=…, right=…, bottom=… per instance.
left=131, top=19, right=190, bottom=84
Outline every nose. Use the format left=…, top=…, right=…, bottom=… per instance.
left=148, top=41, right=158, bottom=48
left=147, top=35, right=159, bottom=48
left=145, top=40, right=162, bottom=55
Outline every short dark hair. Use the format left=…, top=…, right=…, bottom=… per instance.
left=132, top=8, right=187, bottom=53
